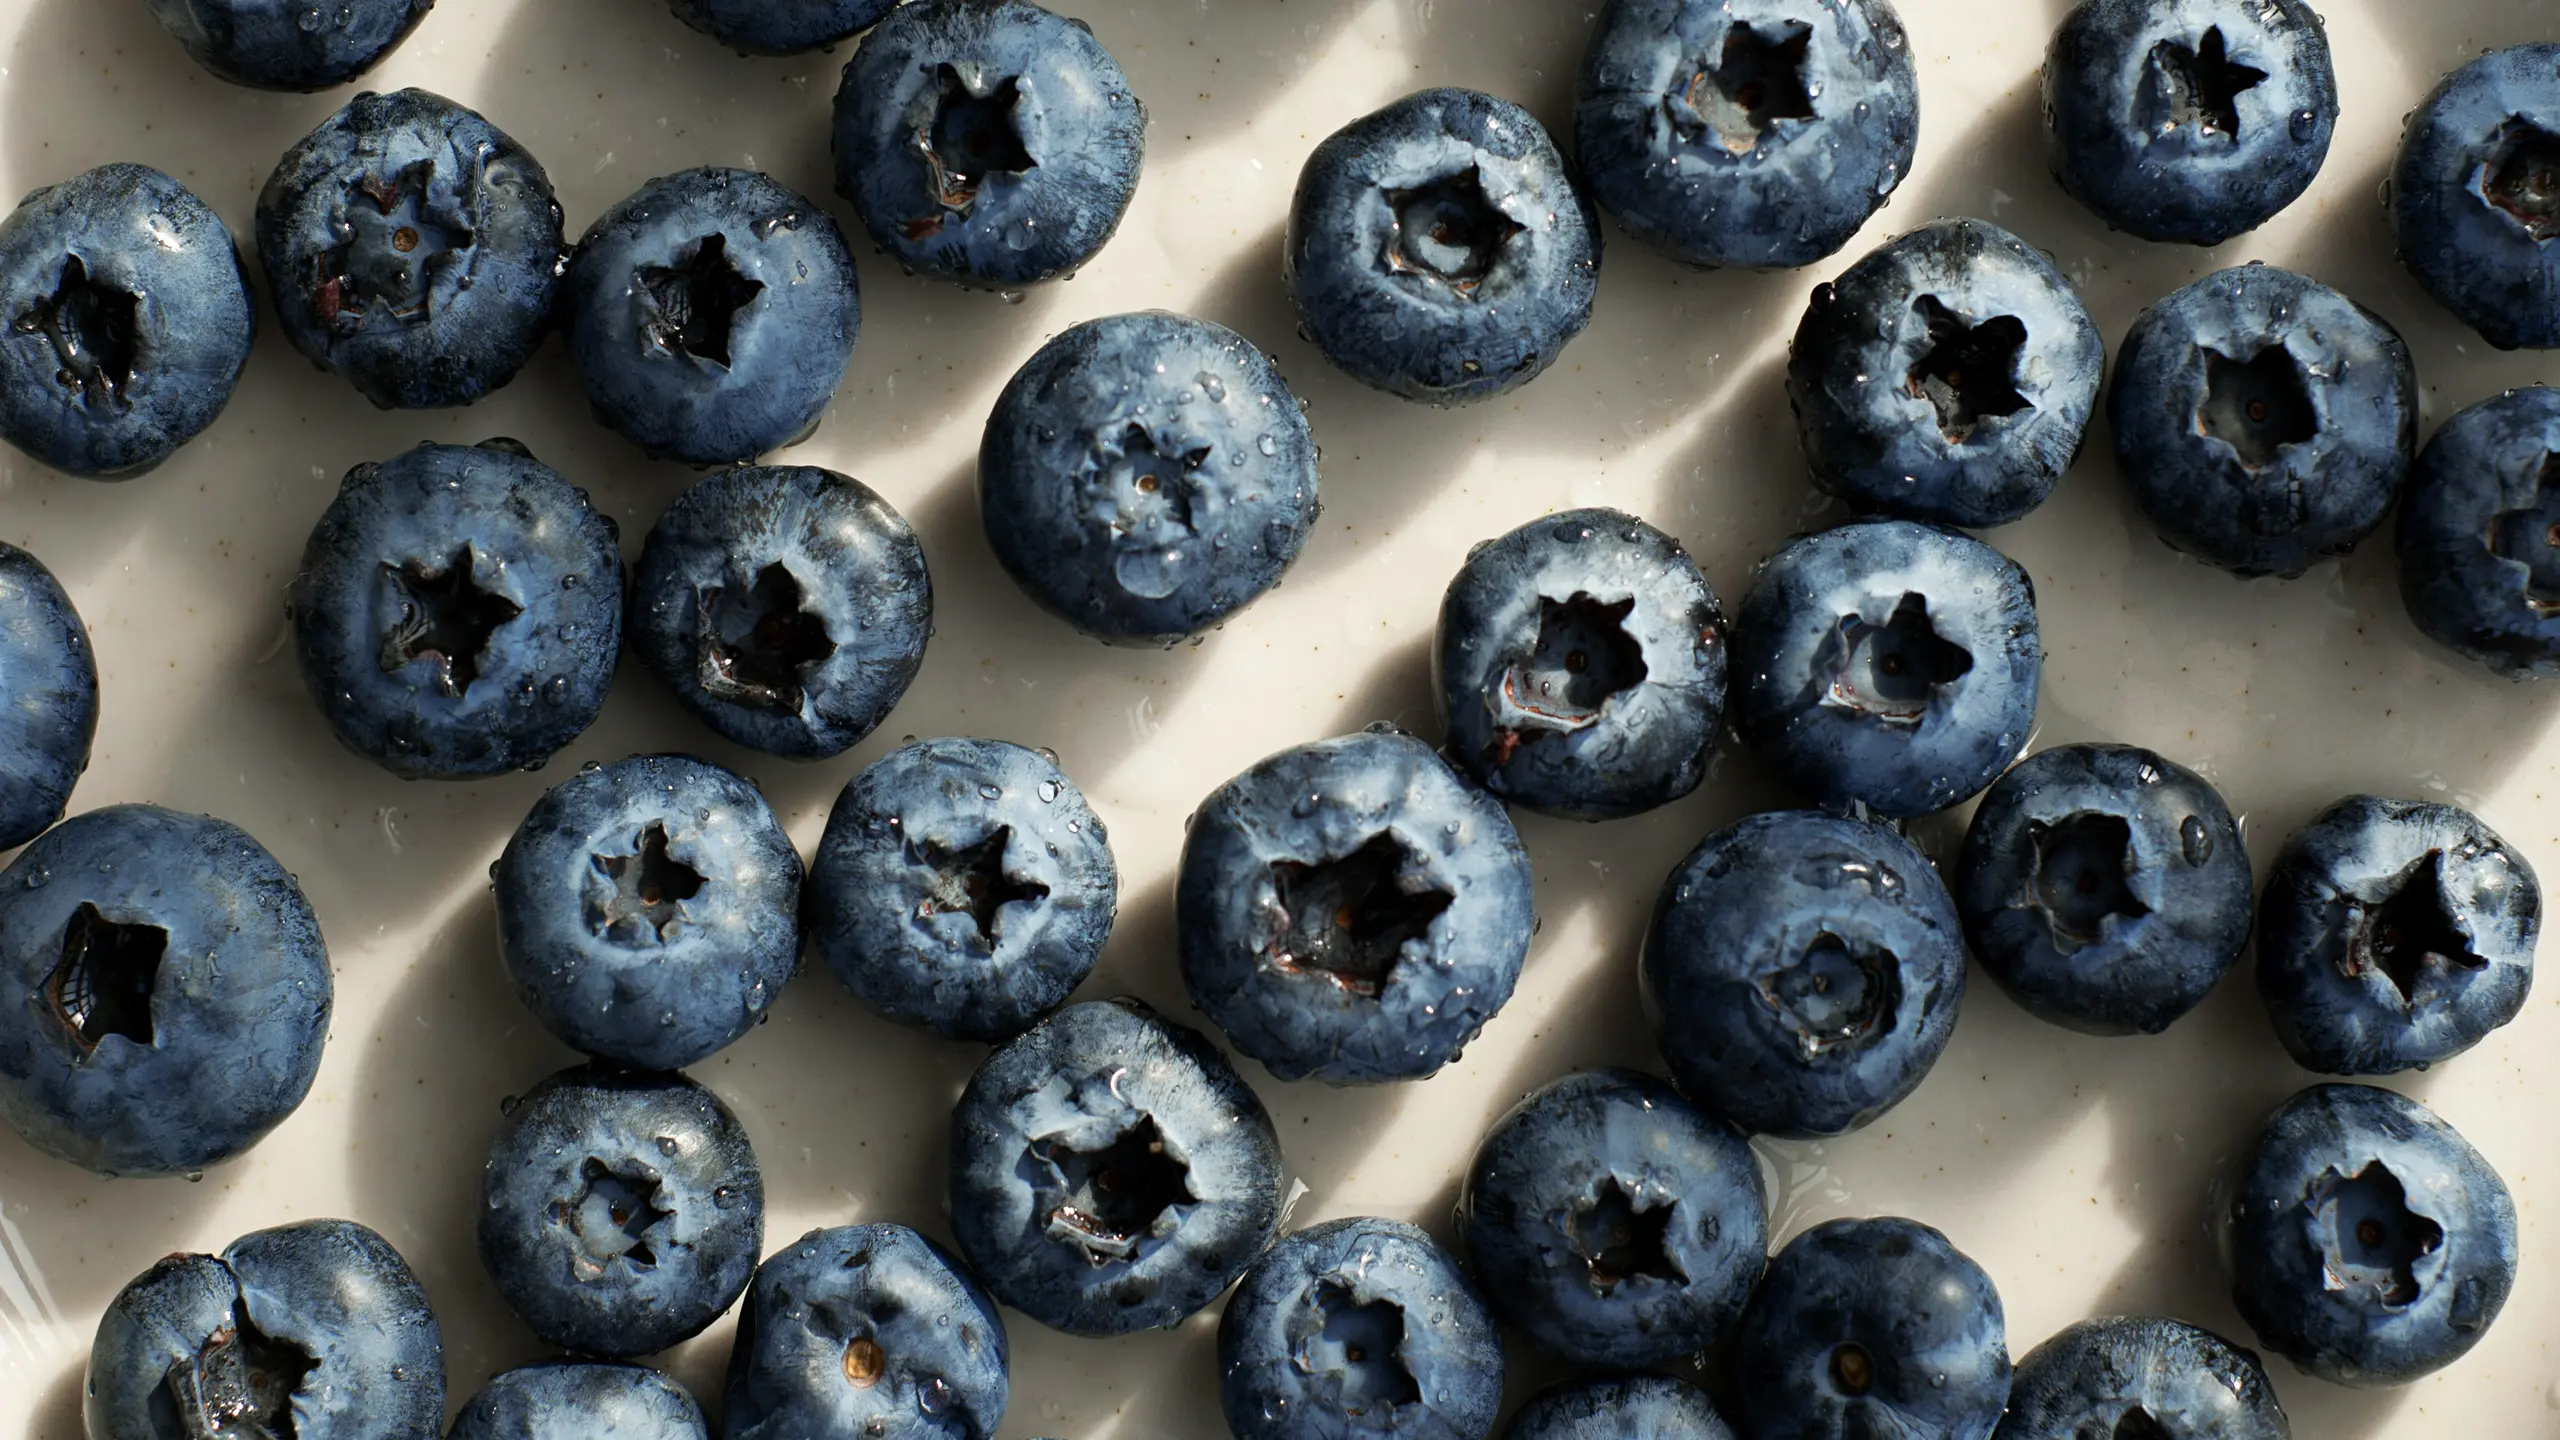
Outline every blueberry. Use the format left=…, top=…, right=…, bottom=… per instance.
left=143, top=0, right=432, bottom=91
left=1787, top=219, right=2102, bottom=527
left=2395, top=385, right=2560, bottom=678
left=0, top=804, right=327, bottom=1178
left=256, top=89, right=564, bottom=411
left=2255, top=795, right=2537, bottom=1075
left=629, top=465, right=931, bottom=758
left=1177, top=727, right=1535, bottom=1085
left=831, top=0, right=1146, bottom=288
left=561, top=168, right=859, bottom=465
left=1728, top=519, right=2040, bottom=817
left=86, top=1218, right=444, bottom=1440
left=1455, top=1069, right=1767, bottom=1369
left=477, top=1064, right=764, bottom=1359
left=1731, top=1216, right=2010, bottom=1440
left=2391, top=45, right=2560, bottom=350
left=1643, top=809, right=1965, bottom=1137
left=2224, top=1083, right=2517, bottom=1386
left=0, top=164, right=254, bottom=479
left=807, top=737, right=1116, bottom=1043
left=287, top=439, right=623, bottom=779
left=1954, top=743, right=2252, bottom=1037
left=1573, top=0, right=1917, bottom=270
left=1502, top=1375, right=1735, bottom=1440
left=1435, top=508, right=1726, bottom=820
left=724, top=1224, right=1010, bottom=1440
left=1996, top=1316, right=2287, bottom=1440
left=1218, top=1217, right=1503, bottom=1440
left=947, top=997, right=1283, bottom=1335
left=2043, top=0, right=2337, bottom=246
left=0, top=541, right=97, bottom=849
left=451, top=1361, right=708, bottom=1440
left=670, top=0, right=891, bottom=56
left=1287, top=88, right=1601, bottom=405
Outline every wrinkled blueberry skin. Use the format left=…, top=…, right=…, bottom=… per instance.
left=833, top=0, right=1145, bottom=288
left=725, top=1225, right=1010, bottom=1440
left=86, top=1218, right=444, bottom=1440
left=0, top=805, right=328, bottom=1178
left=1955, top=743, right=2252, bottom=1037
left=477, top=1065, right=765, bottom=1359
left=2395, top=386, right=2560, bottom=678
left=2256, top=795, right=2537, bottom=1076
left=144, top=0, right=432, bottom=91
left=2044, top=0, right=2336, bottom=246
left=2392, top=45, right=2560, bottom=351
left=671, top=0, right=892, bottom=55
left=809, top=737, right=1116, bottom=1043
left=948, top=998, right=1284, bottom=1335
left=1995, top=1316, right=2287, bottom=1440
left=1456, top=1068, right=1767, bottom=1369
left=2224, top=1083, right=2517, bottom=1386
left=631, top=465, right=931, bottom=758
left=288, top=440, right=623, bottom=780
left=451, top=1362, right=708, bottom=1440
left=0, top=542, right=97, bottom=849
left=0, top=164, right=254, bottom=479
left=257, top=89, right=564, bottom=411
left=1789, top=219, right=2102, bottom=527
left=1644, top=810, right=1964, bottom=1137
left=1505, top=1375, right=1734, bottom=1440
left=1288, top=88, right=1601, bottom=405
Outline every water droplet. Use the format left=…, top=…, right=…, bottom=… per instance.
left=1037, top=780, right=1061, bottom=803
left=2179, top=815, right=2214, bottom=865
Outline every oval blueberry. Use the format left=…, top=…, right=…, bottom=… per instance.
left=1999, top=1315, right=2287, bottom=1439
left=2392, top=44, right=2560, bottom=350
left=1503, top=1374, right=1735, bottom=1440
left=451, top=1361, right=708, bottom=1440
left=143, top=0, right=432, bottom=91
left=0, top=541, right=97, bottom=849
left=671, top=0, right=892, bottom=55
left=2395, top=384, right=2560, bottom=678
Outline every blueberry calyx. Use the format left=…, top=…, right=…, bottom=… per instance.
left=918, top=826, right=1049, bottom=944
left=2479, top=119, right=2560, bottom=242
left=1491, top=592, right=1647, bottom=759
left=1033, top=1114, right=1198, bottom=1263
left=914, top=65, right=1038, bottom=235
left=45, top=902, right=167, bottom=1059
left=842, top=1335, right=886, bottom=1387
left=2347, top=850, right=2488, bottom=1004
left=2028, top=812, right=2149, bottom=953
left=1305, top=1283, right=1422, bottom=1413
left=1756, top=933, right=1900, bottom=1058
left=565, top=1155, right=675, bottom=1275
left=638, top=233, right=764, bottom=368
left=2488, top=454, right=2560, bottom=610
left=1564, top=1178, right=1683, bottom=1292
left=316, top=161, right=477, bottom=331
left=1265, top=833, right=1455, bottom=997
left=2198, top=343, right=2316, bottom=470
left=1828, top=1341, right=1874, bottom=1396
left=163, top=1302, right=317, bottom=1440
left=1816, top=592, right=1974, bottom=726
left=1907, top=297, right=2030, bottom=443
left=589, top=823, right=707, bottom=945
left=2140, top=26, right=2265, bottom=141
left=1090, top=422, right=1211, bottom=600
left=1383, top=167, right=1524, bottom=294
left=2311, top=1159, right=2443, bottom=1308
left=378, top=542, right=525, bottom=698
left=698, top=561, right=838, bottom=714
left=1676, top=21, right=1816, bottom=157
left=13, top=254, right=140, bottom=410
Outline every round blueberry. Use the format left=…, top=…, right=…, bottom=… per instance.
left=2392, top=45, right=2560, bottom=351
left=1503, top=1374, right=1735, bottom=1440
left=948, top=997, right=1283, bottom=1335
left=287, top=439, right=623, bottom=780
left=1643, top=809, right=1965, bottom=1137
left=451, top=1361, right=708, bottom=1440
left=143, top=0, right=432, bottom=91
left=2395, top=385, right=2560, bottom=679
left=630, top=465, right=931, bottom=759
left=0, top=163, right=254, bottom=479
left=477, top=1064, right=765, bottom=1359
left=671, top=0, right=892, bottom=55
left=2000, top=1316, right=2287, bottom=1439
left=1455, top=1069, right=1768, bottom=1369
left=0, top=541, right=97, bottom=849
left=807, top=737, right=1117, bottom=1043
left=1287, top=87, right=1601, bottom=405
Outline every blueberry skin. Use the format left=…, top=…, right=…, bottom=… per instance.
left=1643, top=810, right=1965, bottom=1138
left=562, top=168, right=859, bottom=465
left=1995, top=1316, right=2287, bottom=1440
left=1573, top=0, right=1917, bottom=271
left=2395, top=385, right=2560, bottom=678
left=2392, top=45, right=2560, bottom=351
left=2224, top=1083, right=2517, bottom=1386
left=724, top=1225, right=1010, bottom=1440
left=451, top=1362, right=708, bottom=1440
left=832, top=0, right=1146, bottom=288
left=1178, top=727, right=1535, bottom=1085
left=1728, top=519, right=2040, bottom=818
left=807, top=737, right=1116, bottom=1043
left=1788, top=219, right=2102, bottom=527
left=0, top=542, right=97, bottom=849
left=1455, top=1069, right=1768, bottom=1369
left=630, top=465, right=931, bottom=758
left=477, top=1065, right=765, bottom=1359
left=1503, top=1375, right=1736, bottom=1440
left=86, top=1218, right=444, bottom=1440
left=1287, top=88, right=1601, bottom=405
left=144, top=0, right=432, bottom=91
left=0, top=164, right=254, bottom=479
left=287, top=440, right=623, bottom=780
left=671, top=0, right=892, bottom=56
left=980, top=310, right=1319, bottom=645
left=948, top=997, right=1284, bottom=1335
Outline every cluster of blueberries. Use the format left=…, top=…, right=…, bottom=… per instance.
left=0, top=0, right=2556, bottom=1435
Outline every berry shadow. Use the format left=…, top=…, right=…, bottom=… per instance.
left=27, top=1359, right=77, bottom=1440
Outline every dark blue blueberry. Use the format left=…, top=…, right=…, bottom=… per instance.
left=1995, top=1316, right=2286, bottom=1440
left=1435, top=508, right=1725, bottom=820
left=807, top=737, right=1116, bottom=1043
left=1788, top=219, right=2102, bottom=527
left=1573, top=0, right=1917, bottom=270
left=256, top=89, right=564, bottom=411
left=2391, top=45, right=2560, bottom=350
left=1643, top=809, right=1965, bottom=1137
left=2395, top=385, right=2560, bottom=678
left=724, top=1224, right=1010, bottom=1440
left=144, top=0, right=432, bottom=91
left=947, top=997, right=1283, bottom=1335
left=477, top=1064, right=765, bottom=1359
left=832, top=0, right=1146, bottom=288
left=1287, top=88, right=1601, bottom=405
left=629, top=465, right=931, bottom=759
left=1218, top=1217, right=1503, bottom=1440
left=1455, top=1069, right=1767, bottom=1369
left=2224, top=1083, right=2517, bottom=1386
left=86, top=1218, right=443, bottom=1440
left=2043, top=0, right=2336, bottom=246
left=451, top=1361, right=708, bottom=1440
left=287, top=439, right=622, bottom=780
left=0, top=804, right=327, bottom=1178
left=1955, top=743, right=2252, bottom=1037
left=0, top=542, right=96, bottom=849
left=495, top=754, right=803, bottom=1071
left=0, top=164, right=254, bottom=479
left=1728, top=519, right=2040, bottom=817
left=1503, top=1375, right=1735, bottom=1440
left=2255, top=795, right=2537, bottom=1076
left=671, top=0, right=891, bottom=55
left=1177, top=727, right=1535, bottom=1085
left=561, top=168, right=859, bottom=465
